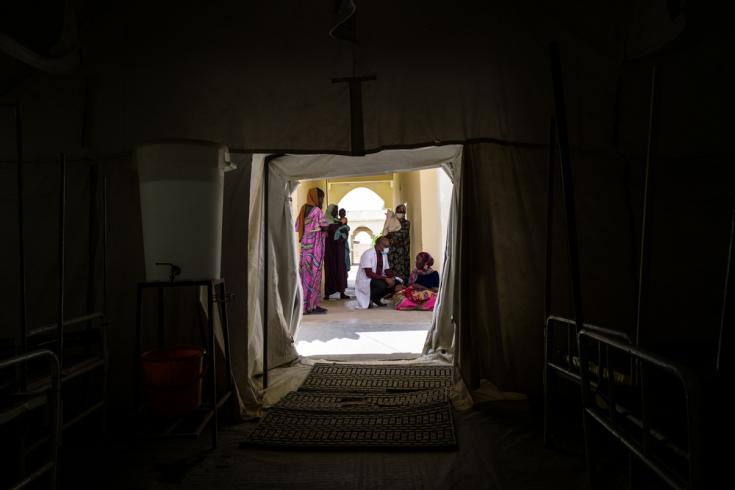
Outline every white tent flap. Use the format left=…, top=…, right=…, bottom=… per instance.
left=246, top=146, right=463, bottom=393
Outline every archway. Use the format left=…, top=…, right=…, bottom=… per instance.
left=338, top=187, right=387, bottom=265
left=336, top=186, right=386, bottom=211
left=350, top=226, right=374, bottom=265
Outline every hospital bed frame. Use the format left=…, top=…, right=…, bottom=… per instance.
left=579, top=329, right=702, bottom=490
left=0, top=350, right=61, bottom=489
left=543, top=315, right=632, bottom=448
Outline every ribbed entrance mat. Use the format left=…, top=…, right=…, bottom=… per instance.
left=243, top=399, right=456, bottom=448
left=299, top=363, right=454, bottom=392
left=276, top=389, right=450, bottom=412
left=242, top=364, right=457, bottom=449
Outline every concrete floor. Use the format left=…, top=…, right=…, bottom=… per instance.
left=295, top=295, right=432, bottom=357
left=62, top=399, right=594, bottom=490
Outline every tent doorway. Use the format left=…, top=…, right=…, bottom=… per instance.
left=291, top=168, right=454, bottom=359
left=247, top=146, right=463, bottom=386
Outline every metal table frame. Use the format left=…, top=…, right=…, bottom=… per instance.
left=134, top=278, right=234, bottom=448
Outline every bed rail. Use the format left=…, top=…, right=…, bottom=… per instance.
left=0, top=349, right=60, bottom=489
left=543, top=315, right=631, bottom=447
left=579, top=329, right=702, bottom=490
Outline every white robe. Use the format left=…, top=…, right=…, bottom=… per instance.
left=355, top=248, right=390, bottom=309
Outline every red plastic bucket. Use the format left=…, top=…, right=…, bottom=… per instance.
left=141, top=347, right=205, bottom=417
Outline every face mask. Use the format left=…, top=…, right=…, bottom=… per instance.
left=396, top=213, right=405, bottom=219
left=382, top=247, right=390, bottom=255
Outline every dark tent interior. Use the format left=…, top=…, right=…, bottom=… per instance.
left=1, top=1, right=733, bottom=489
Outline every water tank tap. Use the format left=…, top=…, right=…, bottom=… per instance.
left=155, top=262, right=181, bottom=282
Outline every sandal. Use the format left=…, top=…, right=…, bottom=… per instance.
left=312, top=306, right=328, bottom=314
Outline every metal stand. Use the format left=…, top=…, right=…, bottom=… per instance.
left=134, top=279, right=234, bottom=448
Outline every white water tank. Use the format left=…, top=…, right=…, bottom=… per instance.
left=136, top=140, right=234, bottom=282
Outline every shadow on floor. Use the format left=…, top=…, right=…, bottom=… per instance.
left=63, top=400, right=596, bottom=490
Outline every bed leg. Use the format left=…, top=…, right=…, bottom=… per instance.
left=627, top=452, right=637, bottom=490
left=582, top=410, right=595, bottom=489
left=543, top=319, right=554, bottom=448
left=543, top=363, right=554, bottom=448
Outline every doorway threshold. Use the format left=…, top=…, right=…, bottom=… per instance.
left=304, top=352, right=423, bottom=363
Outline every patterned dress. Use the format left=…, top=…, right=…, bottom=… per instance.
left=297, top=206, right=328, bottom=312
left=387, top=218, right=410, bottom=283
left=324, top=222, right=349, bottom=296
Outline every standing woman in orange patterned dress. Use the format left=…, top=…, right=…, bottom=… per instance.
left=295, top=188, right=329, bottom=314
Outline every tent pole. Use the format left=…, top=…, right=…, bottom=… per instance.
left=543, top=115, right=556, bottom=449
left=544, top=115, right=556, bottom=320
left=551, top=40, right=590, bottom=484
left=57, top=153, right=66, bottom=371
left=716, top=201, right=735, bottom=376
left=103, top=175, right=109, bottom=317
left=635, top=65, right=662, bottom=347
left=87, top=163, right=99, bottom=320
left=263, top=156, right=270, bottom=390
left=14, top=105, right=28, bottom=358
left=549, top=43, right=584, bottom=331
left=331, top=75, right=376, bottom=156
left=8, top=103, right=29, bottom=391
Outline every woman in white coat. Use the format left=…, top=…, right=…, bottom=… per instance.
left=355, top=237, right=397, bottom=309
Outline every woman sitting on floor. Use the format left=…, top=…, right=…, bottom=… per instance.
left=395, top=252, right=439, bottom=311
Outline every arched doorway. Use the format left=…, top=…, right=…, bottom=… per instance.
left=338, top=187, right=386, bottom=266
left=351, top=226, right=374, bottom=265
left=336, top=186, right=386, bottom=212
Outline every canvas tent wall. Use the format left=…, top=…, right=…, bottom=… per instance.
left=1, top=1, right=732, bottom=417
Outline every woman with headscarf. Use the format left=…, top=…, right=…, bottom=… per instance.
left=295, top=188, right=329, bottom=314
left=386, top=203, right=410, bottom=283
left=324, top=204, right=351, bottom=300
left=337, top=208, right=351, bottom=281
left=395, top=252, right=440, bottom=311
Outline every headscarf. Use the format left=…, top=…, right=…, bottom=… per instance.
left=409, top=252, right=434, bottom=285
left=295, top=188, right=320, bottom=241
left=382, top=209, right=402, bottom=235
left=325, top=204, right=339, bottom=224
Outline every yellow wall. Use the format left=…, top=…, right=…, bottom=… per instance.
left=392, top=172, right=401, bottom=209
left=394, top=170, right=423, bottom=263
left=393, top=168, right=452, bottom=272
left=420, top=169, right=442, bottom=266
left=292, top=179, right=327, bottom=219
left=420, top=168, right=453, bottom=270
left=330, top=174, right=394, bottom=183
left=293, top=177, right=396, bottom=216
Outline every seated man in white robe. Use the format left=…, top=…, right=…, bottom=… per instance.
left=355, top=237, right=397, bottom=309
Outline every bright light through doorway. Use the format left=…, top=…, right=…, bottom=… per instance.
left=292, top=168, right=452, bottom=358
